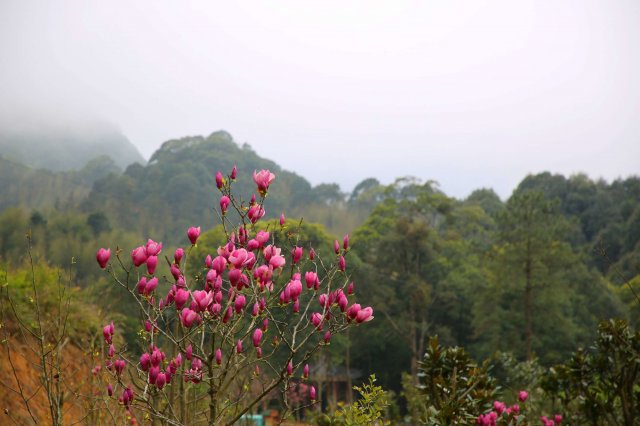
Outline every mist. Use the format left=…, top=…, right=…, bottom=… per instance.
left=1, top=1, right=638, bottom=198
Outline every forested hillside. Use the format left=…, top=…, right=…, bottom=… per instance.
left=0, top=131, right=638, bottom=423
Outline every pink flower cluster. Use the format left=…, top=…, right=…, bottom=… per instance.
left=477, top=391, right=562, bottom=426
left=476, top=391, right=526, bottom=426
left=95, top=168, right=375, bottom=420
left=540, top=415, right=562, bottom=426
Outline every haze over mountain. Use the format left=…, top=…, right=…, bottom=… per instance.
left=0, top=110, right=145, bottom=172
left=2, top=1, right=639, bottom=198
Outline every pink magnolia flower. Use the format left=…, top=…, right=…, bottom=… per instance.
left=311, top=312, right=323, bottom=329
left=215, top=171, right=224, bottom=189
left=493, top=401, right=506, bottom=415
left=137, top=277, right=148, bottom=294
left=96, top=248, right=110, bottom=269
left=309, top=248, right=315, bottom=260
left=339, top=255, right=346, bottom=272
left=518, top=390, right=529, bottom=402
left=236, top=339, right=243, bottom=354
left=179, top=308, right=200, bottom=328
left=114, top=359, right=126, bottom=376
left=145, top=239, right=162, bottom=256
left=156, top=372, right=167, bottom=389
left=347, top=303, right=362, bottom=320
left=280, top=213, right=286, bottom=226
left=230, top=165, right=237, bottom=180
left=229, top=248, right=250, bottom=269
left=185, top=344, right=193, bottom=360
left=338, top=293, right=348, bottom=312
left=140, top=353, right=151, bottom=371
left=343, top=234, right=349, bottom=250
left=303, top=364, right=309, bottom=379
left=347, top=282, right=355, bottom=295
left=310, top=386, right=316, bottom=401
left=174, top=288, right=190, bottom=309
left=324, top=330, right=331, bottom=343
left=131, top=246, right=147, bottom=267
left=103, top=321, right=115, bottom=344
left=146, top=255, right=158, bottom=275
left=305, top=271, right=319, bottom=289
left=287, top=361, right=293, bottom=376
left=292, top=246, right=303, bottom=264
left=355, top=306, right=374, bottom=323
left=554, top=414, right=562, bottom=424
left=247, top=239, right=260, bottom=251
left=220, top=195, right=230, bottom=215
left=212, top=255, right=227, bottom=274
left=253, top=169, right=276, bottom=195
left=107, top=384, right=113, bottom=396
left=121, top=386, right=134, bottom=408
left=170, top=263, right=181, bottom=280
left=333, top=240, right=340, bottom=254
left=252, top=328, right=263, bottom=347
left=234, top=295, right=246, bottom=313
left=288, top=279, right=303, bottom=301
left=269, top=254, right=286, bottom=269
left=247, top=205, right=265, bottom=223
left=215, top=348, right=222, bottom=365
left=174, top=247, right=184, bottom=264
left=187, top=226, right=201, bottom=245
left=192, top=290, right=213, bottom=312
left=255, top=264, right=273, bottom=285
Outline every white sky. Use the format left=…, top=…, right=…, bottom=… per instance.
left=1, top=1, right=639, bottom=199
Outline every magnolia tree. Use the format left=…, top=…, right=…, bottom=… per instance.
left=94, top=168, right=374, bottom=425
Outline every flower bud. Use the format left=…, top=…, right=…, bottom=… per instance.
left=96, top=248, right=111, bottom=269
left=220, top=195, right=230, bottom=215
left=215, top=171, right=224, bottom=189
left=187, top=226, right=201, bottom=245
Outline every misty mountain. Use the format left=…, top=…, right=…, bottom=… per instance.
left=82, top=130, right=368, bottom=240
left=0, top=116, right=145, bottom=171
left=0, top=155, right=122, bottom=212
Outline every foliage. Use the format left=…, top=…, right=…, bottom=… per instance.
left=405, top=336, right=498, bottom=425
left=313, top=375, right=392, bottom=425
left=541, top=319, right=640, bottom=425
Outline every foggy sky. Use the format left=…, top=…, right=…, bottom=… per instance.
left=1, top=1, right=639, bottom=199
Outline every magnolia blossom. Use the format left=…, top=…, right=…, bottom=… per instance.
left=253, top=169, right=276, bottom=195
left=145, top=239, right=162, bottom=256
left=174, top=247, right=184, bottom=264
left=292, top=246, right=303, bottom=264
left=220, top=195, right=230, bottom=215
left=131, top=246, right=147, bottom=267
left=247, top=205, right=265, bottom=223
left=252, top=328, right=263, bottom=347
left=146, top=255, right=158, bottom=275
left=215, top=171, right=224, bottom=189
left=96, top=248, right=110, bottom=269
left=187, top=226, right=201, bottom=245
left=179, top=308, right=200, bottom=328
